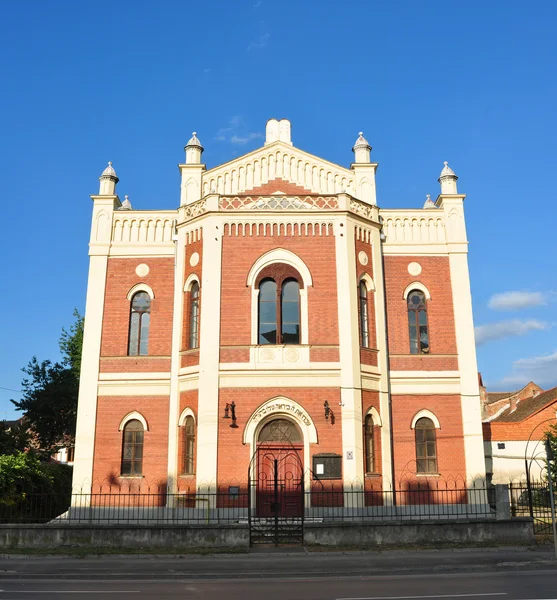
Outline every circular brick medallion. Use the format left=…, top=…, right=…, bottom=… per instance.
left=135, top=263, right=149, bottom=277
left=408, top=262, right=422, bottom=276
left=190, top=252, right=200, bottom=267
left=358, top=251, right=369, bottom=266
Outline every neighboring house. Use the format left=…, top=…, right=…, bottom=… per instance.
left=52, top=446, right=75, bottom=465
left=72, top=117, right=486, bottom=503
left=1, top=417, right=74, bottom=465
left=482, top=382, right=557, bottom=483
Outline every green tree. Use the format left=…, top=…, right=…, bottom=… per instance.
left=0, top=419, right=30, bottom=455
left=59, top=309, right=84, bottom=377
left=11, top=311, right=83, bottom=453
left=545, top=421, right=557, bottom=483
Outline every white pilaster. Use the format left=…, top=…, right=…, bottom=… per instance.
left=440, top=195, right=486, bottom=480
left=352, top=163, right=378, bottom=205
left=370, top=225, right=394, bottom=490
left=179, top=164, right=206, bottom=206
left=72, top=195, right=118, bottom=494
left=195, top=215, right=223, bottom=488
left=335, top=216, right=364, bottom=482
left=166, top=226, right=186, bottom=494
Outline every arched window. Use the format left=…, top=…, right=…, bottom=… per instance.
left=359, top=280, right=370, bottom=348
left=407, top=290, right=429, bottom=354
left=258, top=418, right=303, bottom=443
left=259, top=279, right=278, bottom=344
left=258, top=274, right=300, bottom=345
left=128, top=291, right=151, bottom=356
left=364, top=414, right=375, bottom=473
left=121, top=419, right=144, bottom=476
left=281, top=279, right=300, bottom=344
left=182, top=416, right=195, bottom=475
left=415, top=417, right=437, bottom=473
left=189, top=281, right=200, bottom=349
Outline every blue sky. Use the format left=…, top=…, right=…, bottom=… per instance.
left=1, top=1, right=556, bottom=419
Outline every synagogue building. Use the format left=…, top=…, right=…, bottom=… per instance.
left=73, top=119, right=486, bottom=503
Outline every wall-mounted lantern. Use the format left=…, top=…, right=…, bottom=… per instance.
left=223, top=401, right=238, bottom=428
left=324, top=401, right=335, bottom=425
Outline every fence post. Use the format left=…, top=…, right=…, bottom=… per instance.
left=495, top=484, right=511, bottom=520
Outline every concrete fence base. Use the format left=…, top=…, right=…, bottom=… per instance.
left=304, top=518, right=535, bottom=547
left=0, top=524, right=250, bottom=550
left=0, top=518, right=534, bottom=550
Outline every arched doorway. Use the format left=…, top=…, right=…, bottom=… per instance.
left=255, top=418, right=304, bottom=518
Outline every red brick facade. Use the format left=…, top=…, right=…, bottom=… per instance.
left=76, top=126, right=483, bottom=502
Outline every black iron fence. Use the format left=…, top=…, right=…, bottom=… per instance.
left=0, top=479, right=497, bottom=525
left=509, top=480, right=556, bottom=534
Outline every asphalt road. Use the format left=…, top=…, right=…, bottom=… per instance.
left=0, top=569, right=556, bottom=600
left=0, top=548, right=556, bottom=599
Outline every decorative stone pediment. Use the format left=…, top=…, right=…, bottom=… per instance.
left=202, top=141, right=355, bottom=197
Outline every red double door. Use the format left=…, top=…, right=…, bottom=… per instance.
left=256, top=445, right=304, bottom=518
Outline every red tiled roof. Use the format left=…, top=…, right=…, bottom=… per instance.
left=491, top=386, right=557, bottom=423
left=486, top=392, right=513, bottom=404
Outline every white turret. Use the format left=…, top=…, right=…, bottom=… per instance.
left=352, top=132, right=371, bottom=164
left=438, top=161, right=458, bottom=195
left=99, top=162, right=119, bottom=195
left=185, top=132, right=204, bottom=164
left=120, top=195, right=132, bottom=210
left=423, top=194, right=436, bottom=209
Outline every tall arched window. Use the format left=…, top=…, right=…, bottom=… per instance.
left=259, top=279, right=278, bottom=344
left=364, top=414, right=375, bottom=473
left=258, top=273, right=300, bottom=345
left=359, top=281, right=370, bottom=348
left=182, top=416, right=195, bottom=475
left=415, top=417, right=437, bottom=473
left=121, top=419, right=144, bottom=476
left=281, top=279, right=300, bottom=344
left=189, top=281, right=200, bottom=349
left=407, top=290, right=429, bottom=354
left=128, top=291, right=151, bottom=356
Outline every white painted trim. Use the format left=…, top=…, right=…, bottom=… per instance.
left=364, top=406, right=382, bottom=427
left=411, top=409, right=441, bottom=430
left=219, top=371, right=340, bottom=388
left=359, top=273, right=375, bottom=292
left=243, top=396, right=318, bottom=445
left=246, top=248, right=313, bottom=288
left=184, top=273, right=200, bottom=291
left=248, top=249, right=311, bottom=345
left=119, top=411, right=149, bottom=431
left=402, top=282, right=431, bottom=300
left=126, top=283, right=155, bottom=301
left=167, top=225, right=187, bottom=497
left=98, top=372, right=171, bottom=381
left=178, top=407, right=196, bottom=427
left=250, top=288, right=260, bottom=345
left=335, top=216, right=364, bottom=482
left=195, top=215, right=223, bottom=490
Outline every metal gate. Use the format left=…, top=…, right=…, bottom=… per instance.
left=511, top=479, right=555, bottom=534
left=248, top=446, right=304, bottom=545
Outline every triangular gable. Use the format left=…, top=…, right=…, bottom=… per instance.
left=202, top=140, right=354, bottom=196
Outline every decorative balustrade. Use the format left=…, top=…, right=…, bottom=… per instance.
left=381, top=210, right=446, bottom=244
left=112, top=212, right=176, bottom=243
